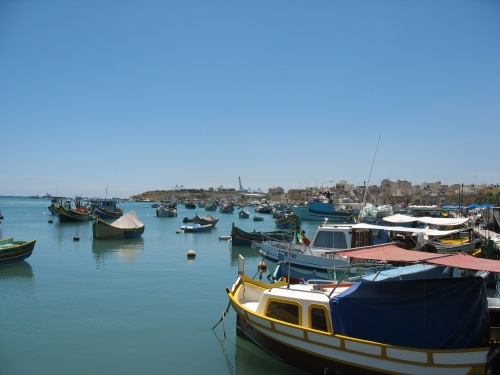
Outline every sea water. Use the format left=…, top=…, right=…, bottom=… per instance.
left=0, top=196, right=320, bottom=375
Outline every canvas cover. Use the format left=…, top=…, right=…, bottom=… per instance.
left=330, top=277, right=489, bottom=349
left=110, top=211, right=144, bottom=229
left=383, top=214, right=469, bottom=226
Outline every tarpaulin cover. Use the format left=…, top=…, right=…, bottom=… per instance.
left=382, top=214, right=470, bottom=226
left=110, top=210, right=144, bottom=229
left=337, top=244, right=500, bottom=273
left=330, top=277, right=489, bottom=349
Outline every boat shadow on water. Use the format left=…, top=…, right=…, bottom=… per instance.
left=91, top=237, right=145, bottom=266
left=0, top=260, right=34, bottom=280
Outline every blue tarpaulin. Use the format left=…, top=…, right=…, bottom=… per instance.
left=330, top=277, right=489, bottom=350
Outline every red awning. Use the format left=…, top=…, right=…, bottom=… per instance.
left=337, top=244, right=500, bottom=273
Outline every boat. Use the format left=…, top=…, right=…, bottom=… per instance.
left=205, top=201, right=218, bottom=211
left=259, top=221, right=462, bottom=271
left=226, top=250, right=500, bottom=375
left=91, top=199, right=123, bottom=219
left=253, top=215, right=264, bottom=221
left=93, top=210, right=145, bottom=239
left=0, top=238, right=36, bottom=264
left=47, top=196, right=65, bottom=215
left=29, top=195, right=39, bottom=199
left=274, top=212, right=300, bottom=229
left=238, top=209, right=250, bottom=218
left=56, top=201, right=91, bottom=222
left=180, top=223, right=213, bottom=232
left=230, top=223, right=293, bottom=246
left=289, top=195, right=360, bottom=222
left=156, top=203, right=177, bottom=217
left=194, top=213, right=219, bottom=226
left=185, top=201, right=196, bottom=209
left=219, top=203, right=234, bottom=213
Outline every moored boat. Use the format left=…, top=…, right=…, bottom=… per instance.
left=91, top=199, right=123, bottom=219
left=205, top=201, right=218, bottom=211
left=56, top=202, right=90, bottom=222
left=219, top=203, right=234, bottom=213
left=239, top=209, right=250, bottom=218
left=0, top=238, right=36, bottom=264
left=230, top=223, right=293, bottom=246
left=180, top=223, right=213, bottom=232
left=93, top=211, right=145, bottom=239
left=156, top=203, right=177, bottom=217
left=226, top=252, right=500, bottom=375
left=253, top=215, right=264, bottom=221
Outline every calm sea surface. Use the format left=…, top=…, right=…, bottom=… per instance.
left=0, top=196, right=321, bottom=375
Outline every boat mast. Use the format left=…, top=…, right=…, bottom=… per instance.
left=363, top=135, right=381, bottom=203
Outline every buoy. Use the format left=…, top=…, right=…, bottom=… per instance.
left=176, top=230, right=181, bottom=233
left=258, top=261, right=267, bottom=270
left=187, top=250, right=196, bottom=258
left=48, top=219, right=53, bottom=223
left=73, top=236, right=80, bottom=241
left=219, top=235, right=231, bottom=240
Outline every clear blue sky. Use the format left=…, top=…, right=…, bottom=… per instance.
left=1, top=0, right=499, bottom=198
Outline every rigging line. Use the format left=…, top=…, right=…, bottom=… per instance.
left=363, top=135, right=381, bottom=203
left=212, top=300, right=231, bottom=331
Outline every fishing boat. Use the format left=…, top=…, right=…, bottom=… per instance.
left=156, top=203, right=177, bottom=217
left=226, top=250, right=500, bottom=375
left=91, top=199, right=123, bottom=219
left=0, top=238, right=37, bottom=264
left=230, top=223, right=293, bottom=246
left=56, top=201, right=91, bottom=222
left=180, top=223, right=213, bottom=232
left=253, top=215, right=264, bottom=221
left=219, top=203, right=234, bottom=213
left=184, top=201, right=196, bottom=209
left=239, top=209, right=250, bottom=218
left=194, top=213, right=219, bottom=226
left=93, top=211, right=145, bottom=239
left=205, top=201, right=218, bottom=211
left=274, top=212, right=300, bottom=229
left=259, top=221, right=461, bottom=271
left=289, top=195, right=359, bottom=222
left=47, top=196, right=65, bottom=215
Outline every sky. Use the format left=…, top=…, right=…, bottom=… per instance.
left=1, top=0, right=499, bottom=198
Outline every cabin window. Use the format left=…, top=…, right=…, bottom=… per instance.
left=310, top=306, right=329, bottom=332
left=266, top=301, right=299, bottom=325
left=351, top=229, right=373, bottom=248
left=313, top=231, right=348, bottom=249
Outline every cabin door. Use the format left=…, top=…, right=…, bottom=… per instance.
left=351, top=229, right=373, bottom=248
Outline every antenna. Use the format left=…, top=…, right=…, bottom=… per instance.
left=363, top=135, right=381, bottom=203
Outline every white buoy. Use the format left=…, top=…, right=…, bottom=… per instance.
left=219, top=235, right=231, bottom=240
left=187, top=250, right=196, bottom=258
left=176, top=230, right=181, bottom=233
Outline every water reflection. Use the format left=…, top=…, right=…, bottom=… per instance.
left=92, top=237, right=144, bottom=267
left=229, top=244, right=262, bottom=265
left=234, top=336, right=308, bottom=375
left=0, top=261, right=34, bottom=280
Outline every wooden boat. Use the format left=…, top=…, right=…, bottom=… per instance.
left=93, top=210, right=145, bottom=239
left=274, top=212, right=300, bottom=229
left=219, top=203, right=234, bottom=213
left=226, top=250, right=500, bottom=375
left=180, top=223, right=213, bottom=232
left=56, top=203, right=90, bottom=222
left=156, top=203, right=177, bottom=217
left=47, top=196, right=64, bottom=215
left=253, top=215, right=264, bottom=221
left=184, top=202, right=196, bottom=209
left=205, top=201, right=218, bottom=211
left=230, top=223, right=293, bottom=246
left=0, top=238, right=36, bottom=264
left=194, top=213, right=219, bottom=226
left=239, top=209, right=250, bottom=218
left=91, top=199, right=123, bottom=219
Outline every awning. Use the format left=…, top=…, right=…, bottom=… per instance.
left=336, top=244, right=500, bottom=273
left=382, top=214, right=469, bottom=226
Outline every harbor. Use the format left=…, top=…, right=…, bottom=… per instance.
left=2, top=195, right=500, bottom=374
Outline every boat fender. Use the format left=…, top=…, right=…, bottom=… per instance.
left=187, top=250, right=196, bottom=258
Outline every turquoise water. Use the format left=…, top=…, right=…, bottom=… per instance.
left=0, top=197, right=320, bottom=375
